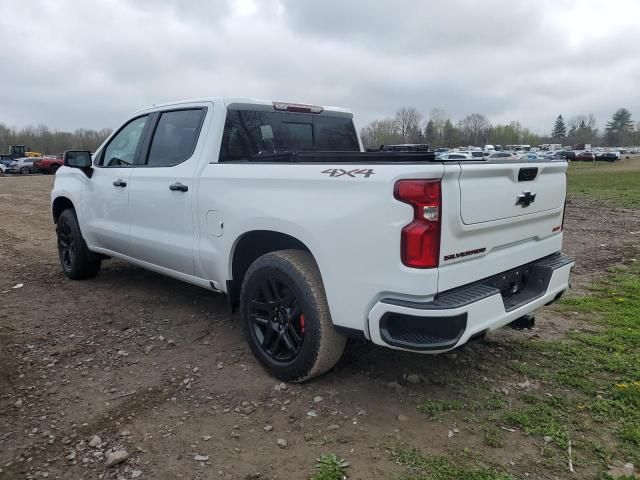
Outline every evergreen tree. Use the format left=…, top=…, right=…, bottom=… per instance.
left=424, top=119, right=437, bottom=145
left=443, top=119, right=458, bottom=147
left=605, top=108, right=633, bottom=146
left=551, top=115, right=566, bottom=138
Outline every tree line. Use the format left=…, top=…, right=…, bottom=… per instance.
left=2, top=107, right=638, bottom=155
left=0, top=123, right=112, bottom=156
left=361, top=107, right=640, bottom=149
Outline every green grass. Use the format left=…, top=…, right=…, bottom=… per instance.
left=505, top=264, right=640, bottom=461
left=311, top=453, right=349, bottom=480
left=483, top=427, right=505, bottom=448
left=407, top=262, right=640, bottom=476
left=388, top=446, right=516, bottom=480
left=417, top=395, right=506, bottom=418
left=503, top=394, right=576, bottom=449
left=567, top=161, right=640, bottom=207
left=417, top=399, right=465, bottom=416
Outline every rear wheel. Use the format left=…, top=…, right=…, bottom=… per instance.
left=57, top=209, right=101, bottom=279
left=20, top=167, right=31, bottom=174
left=50, top=164, right=60, bottom=174
left=240, top=250, right=346, bottom=382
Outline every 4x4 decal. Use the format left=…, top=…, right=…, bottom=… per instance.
left=321, top=168, right=375, bottom=178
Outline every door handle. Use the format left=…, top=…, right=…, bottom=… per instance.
left=169, top=182, right=188, bottom=192
left=112, top=179, right=127, bottom=187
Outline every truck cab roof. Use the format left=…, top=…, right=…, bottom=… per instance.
left=134, top=97, right=354, bottom=117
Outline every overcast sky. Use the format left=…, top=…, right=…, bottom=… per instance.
left=1, top=0, right=639, bottom=134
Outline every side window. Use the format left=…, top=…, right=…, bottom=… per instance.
left=101, top=116, right=148, bottom=167
left=146, top=109, right=205, bottom=167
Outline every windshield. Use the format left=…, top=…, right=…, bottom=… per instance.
left=219, top=109, right=359, bottom=162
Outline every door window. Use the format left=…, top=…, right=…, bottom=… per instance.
left=146, top=109, right=205, bottom=167
left=101, top=116, right=148, bottom=167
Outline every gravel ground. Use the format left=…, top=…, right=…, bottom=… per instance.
left=0, top=174, right=638, bottom=480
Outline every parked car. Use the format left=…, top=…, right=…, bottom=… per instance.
left=52, top=98, right=573, bottom=382
left=518, top=153, right=543, bottom=161
left=5, top=157, right=37, bottom=174
left=437, top=152, right=473, bottom=160
left=453, top=150, right=484, bottom=159
left=487, top=152, right=517, bottom=160
left=596, top=152, right=620, bottom=162
left=575, top=151, right=596, bottom=162
left=33, top=155, right=64, bottom=174
left=547, top=150, right=575, bottom=161
left=1, top=158, right=14, bottom=172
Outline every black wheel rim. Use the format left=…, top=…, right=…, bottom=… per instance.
left=57, top=218, right=75, bottom=271
left=249, top=276, right=305, bottom=362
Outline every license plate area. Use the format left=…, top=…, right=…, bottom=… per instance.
left=480, top=261, right=552, bottom=311
left=484, top=265, right=535, bottom=300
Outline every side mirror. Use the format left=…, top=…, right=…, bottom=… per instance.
left=63, top=151, right=93, bottom=177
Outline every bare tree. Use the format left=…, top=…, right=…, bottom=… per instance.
left=568, top=113, right=596, bottom=131
left=428, top=108, right=449, bottom=145
left=0, top=122, right=112, bottom=155
left=395, top=107, right=423, bottom=143
left=360, top=118, right=401, bottom=148
left=458, top=113, right=491, bottom=146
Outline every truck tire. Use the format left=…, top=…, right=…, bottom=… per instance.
left=240, top=250, right=346, bottom=382
left=56, top=209, right=101, bottom=280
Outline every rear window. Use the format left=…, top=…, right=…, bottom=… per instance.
left=147, top=109, right=205, bottom=167
left=219, top=109, right=359, bottom=162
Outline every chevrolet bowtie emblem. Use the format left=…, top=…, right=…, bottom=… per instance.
left=516, top=191, right=536, bottom=207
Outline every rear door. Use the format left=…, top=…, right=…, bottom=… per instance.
left=438, top=160, right=567, bottom=292
left=128, top=106, right=208, bottom=276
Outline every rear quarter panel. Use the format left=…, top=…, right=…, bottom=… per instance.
left=196, top=162, right=446, bottom=334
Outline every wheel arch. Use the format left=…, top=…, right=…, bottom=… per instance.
left=52, top=196, right=75, bottom=224
left=227, top=230, right=315, bottom=311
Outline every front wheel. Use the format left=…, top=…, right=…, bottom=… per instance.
left=57, top=209, right=101, bottom=279
left=50, top=164, right=60, bottom=174
left=240, top=250, right=346, bottom=382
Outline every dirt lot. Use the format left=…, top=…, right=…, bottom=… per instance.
left=1, top=168, right=639, bottom=480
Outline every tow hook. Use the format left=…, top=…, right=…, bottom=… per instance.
left=509, top=314, right=535, bottom=330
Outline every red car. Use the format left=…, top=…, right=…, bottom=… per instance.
left=574, top=151, right=595, bottom=162
left=33, top=154, right=64, bottom=174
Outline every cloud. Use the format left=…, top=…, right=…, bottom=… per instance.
left=0, top=0, right=638, bottom=135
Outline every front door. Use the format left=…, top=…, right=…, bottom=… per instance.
left=82, top=115, right=150, bottom=255
left=128, top=107, right=208, bottom=276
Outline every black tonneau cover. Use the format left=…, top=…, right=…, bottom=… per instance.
left=221, top=150, right=565, bottom=164
left=228, top=151, right=438, bottom=163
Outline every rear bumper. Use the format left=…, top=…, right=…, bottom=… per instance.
left=368, top=253, right=574, bottom=352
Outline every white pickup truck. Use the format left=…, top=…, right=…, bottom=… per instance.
left=51, top=98, right=574, bottom=382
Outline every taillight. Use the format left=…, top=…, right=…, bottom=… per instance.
left=394, top=180, right=442, bottom=268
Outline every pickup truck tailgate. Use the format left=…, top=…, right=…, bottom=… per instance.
left=459, top=163, right=566, bottom=224
left=438, top=160, right=568, bottom=292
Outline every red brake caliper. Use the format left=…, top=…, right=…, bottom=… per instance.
left=299, top=314, right=305, bottom=334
